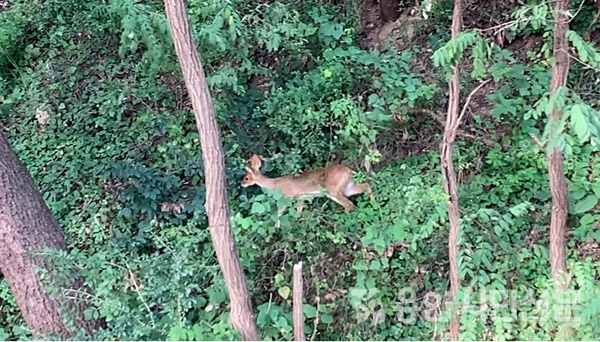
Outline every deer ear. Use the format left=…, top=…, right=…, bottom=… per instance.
left=250, top=154, right=262, bottom=170
left=245, top=166, right=254, bottom=175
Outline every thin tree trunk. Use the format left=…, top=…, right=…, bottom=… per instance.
left=292, top=262, right=305, bottom=341
left=440, top=0, right=463, bottom=339
left=548, top=0, right=570, bottom=283
left=0, top=131, right=103, bottom=338
left=162, top=1, right=259, bottom=340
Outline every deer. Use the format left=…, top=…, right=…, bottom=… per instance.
left=240, top=154, right=375, bottom=226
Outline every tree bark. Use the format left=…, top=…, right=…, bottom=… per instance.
left=440, top=0, right=463, bottom=339
left=548, top=0, right=570, bottom=283
left=292, top=262, right=305, bottom=341
left=0, top=131, right=103, bottom=338
left=379, top=0, right=400, bottom=22
left=162, top=1, right=259, bottom=340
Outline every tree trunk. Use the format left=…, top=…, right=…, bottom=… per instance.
left=292, top=262, right=305, bottom=341
left=548, top=0, right=570, bottom=283
left=379, top=0, right=400, bottom=22
left=162, top=1, right=259, bottom=340
left=440, top=0, right=463, bottom=339
left=0, top=131, right=103, bottom=338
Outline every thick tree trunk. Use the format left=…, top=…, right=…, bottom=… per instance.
left=0, top=131, right=102, bottom=338
left=548, top=0, right=570, bottom=282
left=440, top=0, right=463, bottom=339
left=162, top=1, right=259, bottom=340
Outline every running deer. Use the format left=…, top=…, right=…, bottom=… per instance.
left=241, top=154, right=375, bottom=225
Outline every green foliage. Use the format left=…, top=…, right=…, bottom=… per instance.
left=36, top=216, right=231, bottom=340
left=432, top=30, right=480, bottom=70
left=259, top=46, right=436, bottom=166
left=524, top=86, right=600, bottom=156
left=567, top=30, right=600, bottom=69
left=511, top=2, right=553, bottom=34
left=110, top=0, right=173, bottom=77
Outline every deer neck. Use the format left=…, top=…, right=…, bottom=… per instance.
left=254, top=173, right=282, bottom=192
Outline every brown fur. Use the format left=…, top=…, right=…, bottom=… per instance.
left=241, top=154, right=375, bottom=217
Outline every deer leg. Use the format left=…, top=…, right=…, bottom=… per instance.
left=345, top=182, right=375, bottom=201
left=296, top=201, right=304, bottom=215
left=275, top=205, right=288, bottom=228
left=328, top=192, right=356, bottom=213
left=277, top=205, right=287, bottom=215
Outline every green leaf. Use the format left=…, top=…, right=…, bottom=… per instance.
left=571, top=187, right=587, bottom=201
left=321, top=23, right=344, bottom=40
left=276, top=316, right=289, bottom=328
left=321, top=314, right=334, bottom=324
left=120, top=207, right=132, bottom=218
left=391, top=217, right=408, bottom=240
left=322, top=48, right=335, bottom=60
left=278, top=286, right=291, bottom=300
left=573, top=195, right=599, bottom=214
left=240, top=217, right=252, bottom=229
left=303, top=304, right=317, bottom=318
left=352, top=260, right=368, bottom=270
left=570, top=104, right=589, bottom=142
left=592, top=229, right=600, bottom=242
left=592, top=184, right=600, bottom=198
left=370, top=259, right=381, bottom=270
left=251, top=202, right=265, bottom=214
left=168, top=326, right=188, bottom=341
left=0, top=328, right=9, bottom=341
left=83, top=307, right=96, bottom=320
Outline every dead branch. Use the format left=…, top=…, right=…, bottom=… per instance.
left=293, top=262, right=305, bottom=341
left=456, top=79, right=491, bottom=130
